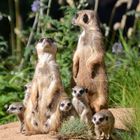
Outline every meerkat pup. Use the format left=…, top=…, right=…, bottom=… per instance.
left=72, top=10, right=108, bottom=113
left=59, top=98, right=78, bottom=120
left=23, top=82, right=32, bottom=107
left=92, top=109, right=115, bottom=140
left=24, top=38, right=68, bottom=135
left=7, top=102, right=25, bottom=133
left=72, top=86, right=92, bottom=125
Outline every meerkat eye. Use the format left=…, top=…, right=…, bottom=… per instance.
left=67, top=102, right=72, bottom=106
left=99, top=117, right=104, bottom=122
left=93, top=117, right=96, bottom=121
left=60, top=103, right=65, bottom=107
left=47, top=38, right=55, bottom=44
left=79, top=89, right=84, bottom=94
left=83, top=14, right=89, bottom=24
left=73, top=90, right=76, bottom=94
left=38, top=38, right=45, bottom=43
left=75, top=13, right=79, bottom=19
left=19, top=107, right=23, bottom=111
left=10, top=107, right=16, bottom=110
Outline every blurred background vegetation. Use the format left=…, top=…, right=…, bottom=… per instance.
left=0, top=0, right=140, bottom=139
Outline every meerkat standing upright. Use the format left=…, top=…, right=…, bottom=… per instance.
left=24, top=38, right=68, bottom=135
left=72, top=10, right=108, bottom=113
left=92, top=109, right=115, bottom=140
left=72, top=86, right=92, bottom=125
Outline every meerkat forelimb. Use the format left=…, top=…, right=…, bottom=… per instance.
left=72, top=10, right=108, bottom=113
left=92, top=109, right=115, bottom=140
left=7, top=102, right=25, bottom=133
left=72, top=86, right=92, bottom=125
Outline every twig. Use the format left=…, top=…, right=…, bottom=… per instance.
left=94, top=0, right=99, bottom=13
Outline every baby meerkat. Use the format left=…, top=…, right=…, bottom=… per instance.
left=72, top=86, right=92, bottom=125
left=23, top=82, right=32, bottom=107
left=7, top=102, right=25, bottom=133
left=59, top=99, right=78, bottom=120
left=92, top=109, right=115, bottom=140
left=72, top=10, right=108, bottom=113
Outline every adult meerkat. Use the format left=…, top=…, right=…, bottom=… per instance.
left=92, top=109, right=115, bottom=140
left=72, top=10, right=108, bottom=113
left=72, top=86, right=92, bottom=125
left=23, top=82, right=32, bottom=107
left=24, top=38, right=68, bottom=135
left=7, top=102, right=25, bottom=133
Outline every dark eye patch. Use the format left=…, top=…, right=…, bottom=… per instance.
left=60, top=103, right=65, bottom=107
left=47, top=38, right=55, bottom=44
left=73, top=90, right=76, bottom=94
left=67, top=102, right=72, bottom=106
left=83, top=14, right=89, bottom=24
left=75, top=13, right=79, bottom=19
left=99, top=117, right=104, bottom=122
left=79, top=89, right=84, bottom=94
left=38, top=38, right=45, bottom=43
left=19, top=106, right=23, bottom=111
left=10, top=107, right=17, bottom=110
left=93, top=117, right=96, bottom=121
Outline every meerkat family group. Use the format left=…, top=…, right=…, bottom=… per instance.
left=7, top=10, right=115, bottom=139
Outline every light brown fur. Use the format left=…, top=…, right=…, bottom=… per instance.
left=92, top=109, right=115, bottom=140
left=24, top=38, right=68, bottom=135
left=72, top=10, right=108, bottom=113
left=72, top=86, right=92, bottom=125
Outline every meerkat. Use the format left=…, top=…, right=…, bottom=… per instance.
left=7, top=102, right=25, bottom=133
left=72, top=10, right=108, bottom=113
left=23, top=82, right=32, bottom=107
left=59, top=98, right=78, bottom=120
left=24, top=38, right=68, bottom=135
left=92, top=109, right=115, bottom=140
left=72, top=86, right=92, bottom=125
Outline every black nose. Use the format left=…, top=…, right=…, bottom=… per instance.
left=96, top=121, right=100, bottom=125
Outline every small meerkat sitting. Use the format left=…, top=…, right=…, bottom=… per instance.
left=59, top=99, right=78, bottom=120
left=92, top=109, right=115, bottom=140
left=23, top=82, right=32, bottom=107
left=7, top=102, right=25, bottom=133
left=72, top=86, right=92, bottom=125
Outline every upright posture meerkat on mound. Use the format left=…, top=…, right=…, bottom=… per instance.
left=72, top=10, right=108, bottom=113
left=72, top=86, right=92, bottom=125
left=24, top=38, right=68, bottom=135
left=7, top=102, right=25, bottom=133
left=92, top=109, right=115, bottom=140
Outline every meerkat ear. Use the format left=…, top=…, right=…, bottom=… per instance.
left=83, top=14, right=89, bottom=24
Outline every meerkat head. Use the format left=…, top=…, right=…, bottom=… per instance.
left=92, top=112, right=109, bottom=126
left=59, top=99, right=72, bottom=112
left=36, top=38, right=57, bottom=56
left=72, top=86, right=88, bottom=99
left=7, top=102, right=25, bottom=115
left=24, top=82, right=32, bottom=95
left=72, top=10, right=99, bottom=30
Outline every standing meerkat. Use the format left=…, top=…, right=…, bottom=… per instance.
left=72, top=10, right=108, bottom=113
left=24, top=38, right=68, bottom=135
left=72, top=86, right=92, bottom=125
left=92, top=109, right=115, bottom=140
left=7, top=102, right=25, bottom=133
